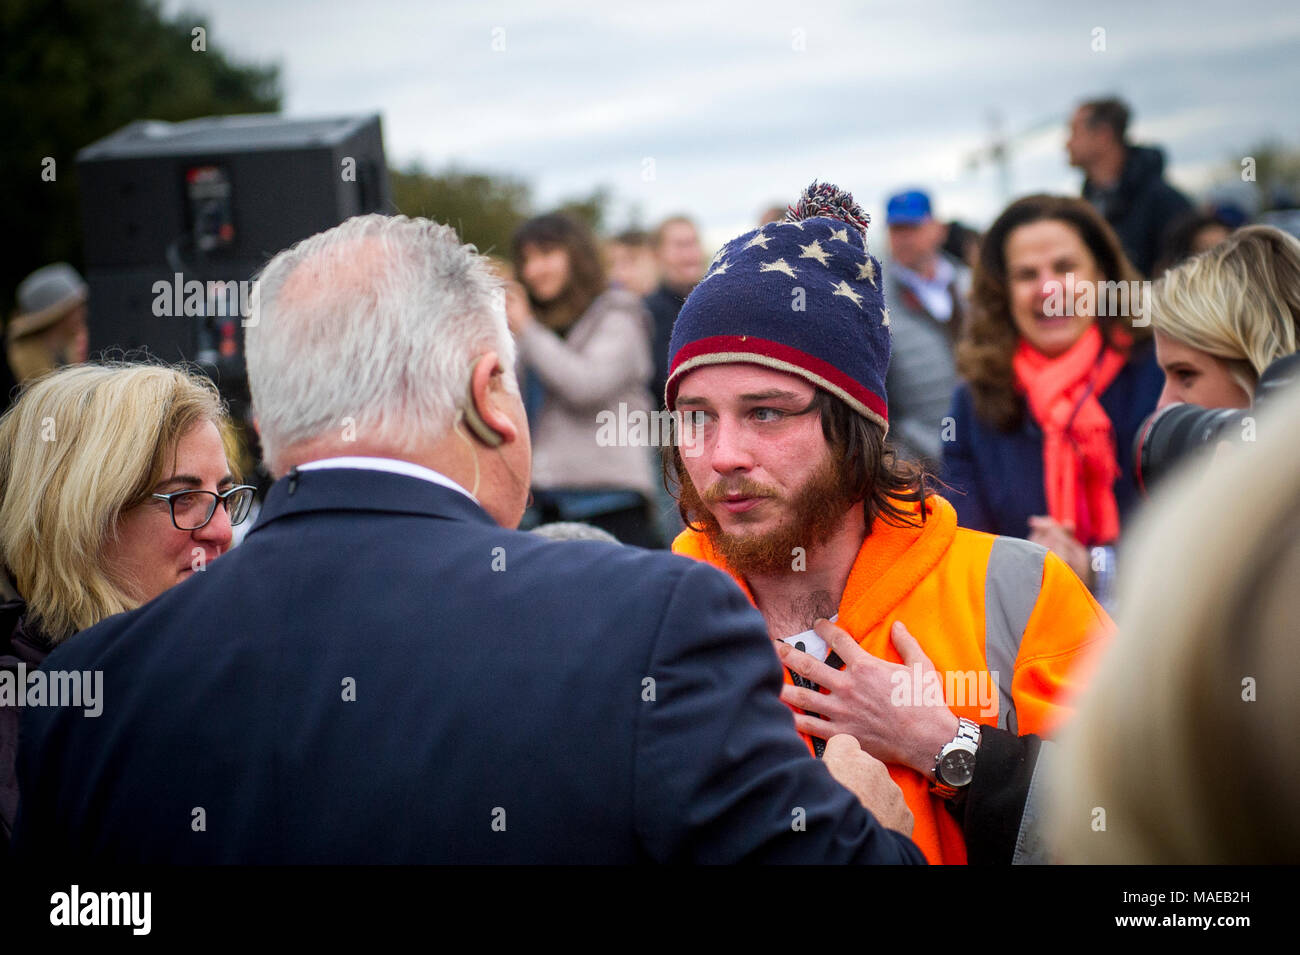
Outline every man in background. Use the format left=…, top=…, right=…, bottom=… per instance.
left=644, top=215, right=705, bottom=407
left=1068, top=96, right=1192, bottom=275
left=882, top=190, right=970, bottom=469
left=606, top=229, right=659, bottom=297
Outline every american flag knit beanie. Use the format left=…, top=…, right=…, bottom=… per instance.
left=664, top=181, right=891, bottom=434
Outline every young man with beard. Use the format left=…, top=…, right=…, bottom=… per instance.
left=664, top=183, right=1112, bottom=865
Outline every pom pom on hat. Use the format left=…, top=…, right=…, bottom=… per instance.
left=786, top=179, right=872, bottom=237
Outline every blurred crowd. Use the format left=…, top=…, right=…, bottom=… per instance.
left=2, top=95, right=1299, bottom=865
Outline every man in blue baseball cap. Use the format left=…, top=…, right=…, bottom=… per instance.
left=882, top=189, right=970, bottom=469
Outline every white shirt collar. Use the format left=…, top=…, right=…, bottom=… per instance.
left=892, top=254, right=955, bottom=293
left=295, top=456, right=477, bottom=503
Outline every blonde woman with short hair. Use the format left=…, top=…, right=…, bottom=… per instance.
left=1, top=363, right=253, bottom=848
left=1151, top=224, right=1300, bottom=410
left=1049, top=381, right=1300, bottom=863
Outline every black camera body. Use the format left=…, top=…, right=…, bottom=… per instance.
left=1134, top=352, right=1300, bottom=492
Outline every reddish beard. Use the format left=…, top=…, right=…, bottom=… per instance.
left=679, top=453, right=858, bottom=575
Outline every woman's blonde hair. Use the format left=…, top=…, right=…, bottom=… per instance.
left=0, top=362, right=233, bottom=643
left=1049, top=381, right=1300, bottom=862
left=1150, top=224, right=1300, bottom=398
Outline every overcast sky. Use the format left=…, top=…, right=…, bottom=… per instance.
left=165, top=0, right=1300, bottom=248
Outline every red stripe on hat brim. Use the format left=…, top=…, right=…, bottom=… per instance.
left=666, top=335, right=888, bottom=427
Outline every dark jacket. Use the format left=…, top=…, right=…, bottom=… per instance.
left=645, top=282, right=687, bottom=406
left=13, top=466, right=924, bottom=864
left=1083, top=145, right=1193, bottom=276
left=1, top=599, right=54, bottom=860
left=940, top=340, right=1164, bottom=541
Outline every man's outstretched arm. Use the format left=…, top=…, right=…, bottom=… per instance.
left=633, top=560, right=924, bottom=864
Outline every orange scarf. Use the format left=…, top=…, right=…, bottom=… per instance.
left=1013, top=325, right=1127, bottom=546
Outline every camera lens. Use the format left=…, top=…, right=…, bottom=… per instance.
left=1134, top=404, right=1245, bottom=493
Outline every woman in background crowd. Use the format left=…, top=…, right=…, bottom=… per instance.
left=0, top=362, right=253, bottom=853
left=1050, top=380, right=1300, bottom=863
left=507, top=213, right=661, bottom=547
left=1150, top=224, right=1300, bottom=410
left=941, top=195, right=1162, bottom=603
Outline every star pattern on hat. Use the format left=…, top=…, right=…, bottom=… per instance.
left=881, top=305, right=891, bottom=327
left=798, top=239, right=831, bottom=266
left=700, top=258, right=731, bottom=283
left=855, top=258, right=877, bottom=287
left=667, top=181, right=891, bottom=433
left=831, top=279, right=864, bottom=309
left=759, top=257, right=798, bottom=278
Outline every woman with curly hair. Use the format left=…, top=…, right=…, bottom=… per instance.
left=940, top=195, right=1163, bottom=600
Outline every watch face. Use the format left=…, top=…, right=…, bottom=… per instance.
left=939, top=750, right=975, bottom=787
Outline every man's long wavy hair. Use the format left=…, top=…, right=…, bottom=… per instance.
left=511, top=213, right=606, bottom=333
left=956, top=194, right=1148, bottom=432
left=664, top=387, right=932, bottom=534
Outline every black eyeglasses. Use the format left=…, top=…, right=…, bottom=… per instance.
left=150, top=485, right=257, bottom=531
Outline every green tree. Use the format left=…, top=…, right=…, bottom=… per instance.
left=389, top=164, right=532, bottom=260
left=389, top=165, right=614, bottom=262
left=556, top=186, right=611, bottom=235
left=0, top=0, right=280, bottom=314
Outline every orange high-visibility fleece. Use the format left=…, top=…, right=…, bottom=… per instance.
left=672, top=492, right=1112, bottom=864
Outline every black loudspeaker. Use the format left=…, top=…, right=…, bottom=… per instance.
left=77, top=113, right=390, bottom=369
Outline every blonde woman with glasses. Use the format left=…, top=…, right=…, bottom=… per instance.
left=0, top=362, right=252, bottom=853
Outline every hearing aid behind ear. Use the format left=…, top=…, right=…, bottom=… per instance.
left=461, top=379, right=504, bottom=448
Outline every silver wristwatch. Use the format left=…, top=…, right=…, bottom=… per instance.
left=931, top=717, right=981, bottom=800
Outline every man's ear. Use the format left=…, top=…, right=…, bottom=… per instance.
left=468, top=351, right=519, bottom=446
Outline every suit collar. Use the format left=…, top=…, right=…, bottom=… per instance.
left=248, top=466, right=499, bottom=535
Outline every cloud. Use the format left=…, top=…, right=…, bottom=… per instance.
left=165, top=0, right=1300, bottom=230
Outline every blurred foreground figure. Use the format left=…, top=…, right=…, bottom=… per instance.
left=1050, top=382, right=1300, bottom=863
left=14, top=214, right=921, bottom=864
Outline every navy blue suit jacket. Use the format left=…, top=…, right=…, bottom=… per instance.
left=14, top=467, right=923, bottom=864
